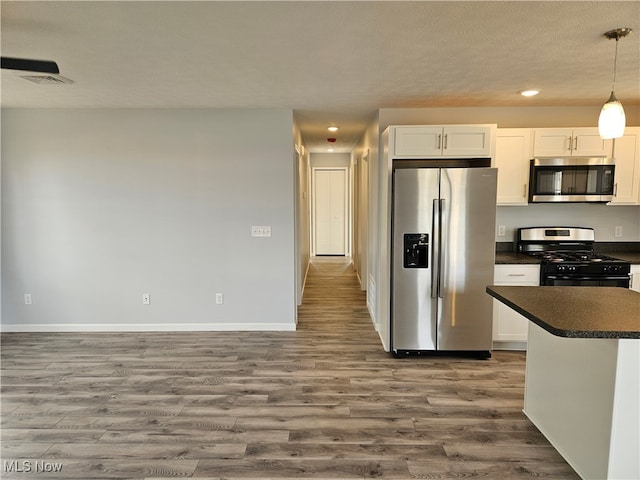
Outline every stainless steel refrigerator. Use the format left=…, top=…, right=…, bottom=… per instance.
left=391, top=165, right=497, bottom=357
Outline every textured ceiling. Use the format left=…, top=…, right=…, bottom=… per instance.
left=1, top=1, right=639, bottom=153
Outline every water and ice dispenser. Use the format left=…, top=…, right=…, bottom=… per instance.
left=403, top=233, right=429, bottom=268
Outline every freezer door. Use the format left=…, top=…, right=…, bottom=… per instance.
left=438, top=168, right=497, bottom=350
left=391, top=168, right=439, bottom=351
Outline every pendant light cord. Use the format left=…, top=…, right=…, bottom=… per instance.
left=611, top=36, right=619, bottom=92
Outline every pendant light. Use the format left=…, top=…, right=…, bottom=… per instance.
left=598, top=28, right=632, bottom=139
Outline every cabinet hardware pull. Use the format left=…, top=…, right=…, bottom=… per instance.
left=523, top=184, right=527, bottom=197
left=614, top=183, right=618, bottom=196
left=437, top=134, right=442, bottom=150
left=508, top=274, right=526, bottom=277
left=574, top=136, right=578, bottom=151
left=568, top=136, right=573, bottom=151
left=443, top=134, right=448, bottom=150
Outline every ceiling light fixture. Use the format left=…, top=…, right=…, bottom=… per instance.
left=328, top=126, right=339, bottom=132
left=599, top=27, right=632, bottom=140
left=519, top=89, right=540, bottom=97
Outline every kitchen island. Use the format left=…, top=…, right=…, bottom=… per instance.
left=486, top=286, right=639, bottom=480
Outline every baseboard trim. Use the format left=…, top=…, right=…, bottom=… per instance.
left=1, top=323, right=297, bottom=333
left=492, top=341, right=528, bottom=351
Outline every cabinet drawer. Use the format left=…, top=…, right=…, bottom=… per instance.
left=494, top=265, right=540, bottom=284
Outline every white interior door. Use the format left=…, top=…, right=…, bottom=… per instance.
left=313, top=168, right=346, bottom=255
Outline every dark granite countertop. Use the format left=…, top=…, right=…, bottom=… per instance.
left=495, top=241, right=640, bottom=265
left=600, top=252, right=640, bottom=264
left=495, top=251, right=640, bottom=265
left=486, top=286, right=640, bottom=339
left=495, top=252, right=540, bottom=265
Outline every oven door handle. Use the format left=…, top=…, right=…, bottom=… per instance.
left=545, top=275, right=630, bottom=281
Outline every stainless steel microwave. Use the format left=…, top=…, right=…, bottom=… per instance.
left=528, top=157, right=615, bottom=203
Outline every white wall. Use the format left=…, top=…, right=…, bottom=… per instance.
left=293, top=120, right=310, bottom=308
left=1, top=108, right=297, bottom=331
left=496, top=204, right=640, bottom=243
left=310, top=152, right=351, bottom=167
left=351, top=112, right=381, bottom=333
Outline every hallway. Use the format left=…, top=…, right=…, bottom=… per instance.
left=0, top=257, right=578, bottom=479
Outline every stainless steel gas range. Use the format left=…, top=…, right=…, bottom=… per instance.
left=516, top=227, right=631, bottom=288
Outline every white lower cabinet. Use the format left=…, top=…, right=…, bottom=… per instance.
left=492, top=264, right=540, bottom=350
left=630, top=265, right=640, bottom=293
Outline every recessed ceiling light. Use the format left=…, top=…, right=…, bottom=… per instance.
left=520, top=89, right=540, bottom=97
left=328, top=126, right=339, bottom=132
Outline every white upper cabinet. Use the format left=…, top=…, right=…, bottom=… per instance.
left=533, top=128, right=613, bottom=157
left=495, top=128, right=533, bottom=205
left=393, top=125, right=493, bottom=157
left=394, top=126, right=442, bottom=157
left=609, top=126, right=640, bottom=205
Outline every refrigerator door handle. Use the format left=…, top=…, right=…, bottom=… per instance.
left=431, top=198, right=440, bottom=298
left=438, top=198, right=445, bottom=298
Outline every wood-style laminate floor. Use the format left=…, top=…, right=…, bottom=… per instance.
left=1, top=257, right=579, bottom=479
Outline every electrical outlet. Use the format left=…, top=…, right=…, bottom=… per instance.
left=142, top=293, right=151, bottom=305
left=24, top=294, right=32, bottom=305
left=251, top=226, right=272, bottom=237
left=215, top=293, right=224, bottom=305
left=497, top=225, right=506, bottom=237
left=614, top=226, right=623, bottom=238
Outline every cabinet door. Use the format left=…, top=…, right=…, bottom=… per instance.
left=572, top=128, right=613, bottom=156
left=493, top=302, right=530, bottom=343
left=492, top=265, right=540, bottom=348
left=495, top=129, right=532, bottom=205
left=533, top=128, right=572, bottom=156
left=443, top=126, right=492, bottom=157
left=630, top=266, right=640, bottom=293
left=394, top=126, right=443, bottom=156
left=534, top=128, right=612, bottom=157
left=609, top=127, right=640, bottom=205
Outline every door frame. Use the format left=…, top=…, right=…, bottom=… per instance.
left=311, top=166, right=350, bottom=257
